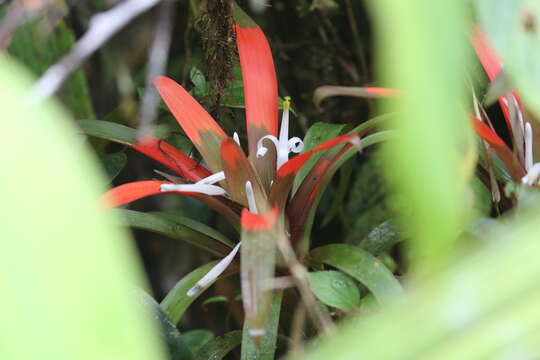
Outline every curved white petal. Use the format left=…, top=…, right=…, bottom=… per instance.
left=160, top=183, right=226, bottom=196
left=196, top=171, right=226, bottom=185
left=288, top=137, right=304, bottom=153
left=257, top=135, right=279, bottom=158
left=187, top=242, right=242, bottom=297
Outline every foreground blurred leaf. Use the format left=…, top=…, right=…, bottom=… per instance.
left=310, top=244, right=402, bottom=305
left=295, top=215, right=540, bottom=359
left=9, top=18, right=95, bottom=119
left=308, top=271, right=361, bottom=311
left=117, top=209, right=234, bottom=257
left=368, top=0, right=469, bottom=272
left=476, top=0, right=540, bottom=118
left=195, top=331, right=242, bottom=360
left=0, top=55, right=164, bottom=359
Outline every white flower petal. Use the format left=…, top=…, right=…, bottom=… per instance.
left=160, top=183, right=226, bottom=196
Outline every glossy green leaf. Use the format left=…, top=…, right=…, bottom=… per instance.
left=181, top=330, right=215, bottom=355
left=321, top=157, right=354, bottom=227
left=241, top=292, right=283, bottom=360
left=0, top=55, right=164, bottom=360
left=99, top=152, right=127, bottom=181
left=195, top=331, right=242, bottom=360
left=138, top=291, right=194, bottom=360
left=161, top=260, right=235, bottom=325
left=308, top=271, right=360, bottom=311
left=116, top=209, right=234, bottom=257
left=310, top=244, right=402, bottom=305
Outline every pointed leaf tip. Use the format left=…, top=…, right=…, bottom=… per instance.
left=241, top=205, right=279, bottom=230
left=153, top=76, right=227, bottom=173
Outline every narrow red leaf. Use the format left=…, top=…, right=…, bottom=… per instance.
left=133, top=136, right=211, bottom=182
left=102, top=180, right=170, bottom=209
left=472, top=116, right=506, bottom=147
left=235, top=24, right=278, bottom=189
left=241, top=205, right=279, bottom=230
left=269, top=134, right=358, bottom=207
left=278, top=134, right=358, bottom=177
left=471, top=116, right=526, bottom=179
left=363, top=87, right=401, bottom=97
left=153, top=76, right=227, bottom=172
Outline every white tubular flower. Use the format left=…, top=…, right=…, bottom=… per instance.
left=256, top=97, right=304, bottom=170
left=160, top=171, right=226, bottom=196
left=187, top=242, right=242, bottom=297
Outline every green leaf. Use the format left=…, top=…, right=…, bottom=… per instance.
left=308, top=271, right=361, bottom=311
left=181, top=330, right=215, bottom=355
left=241, top=292, right=283, bottom=360
left=116, top=209, right=234, bottom=257
left=138, top=291, right=194, bottom=360
left=190, top=67, right=209, bottom=98
left=0, top=55, right=163, bottom=359
left=368, top=0, right=469, bottom=272
left=203, top=295, right=229, bottom=306
left=310, top=244, right=402, bottom=305
left=161, top=260, right=233, bottom=325
left=99, top=152, right=127, bottom=181
left=476, top=0, right=540, bottom=118
left=321, top=157, right=354, bottom=227
left=79, top=119, right=138, bottom=145
left=195, top=331, right=242, bottom=360
left=292, top=122, right=346, bottom=194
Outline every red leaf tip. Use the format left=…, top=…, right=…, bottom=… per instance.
left=241, top=204, right=279, bottom=230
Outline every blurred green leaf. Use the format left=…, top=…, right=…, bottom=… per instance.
left=195, top=331, right=242, bottom=360
left=368, top=0, right=469, bottom=272
left=99, top=152, right=127, bottom=181
left=310, top=244, right=402, bottom=305
left=295, top=215, right=540, bottom=360
left=308, top=271, right=361, bottom=311
left=181, top=330, right=215, bottom=355
left=476, top=0, right=540, bottom=118
left=0, top=55, right=164, bottom=360
left=116, top=209, right=234, bottom=257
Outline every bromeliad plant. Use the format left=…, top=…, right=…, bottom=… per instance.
left=81, top=5, right=392, bottom=342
